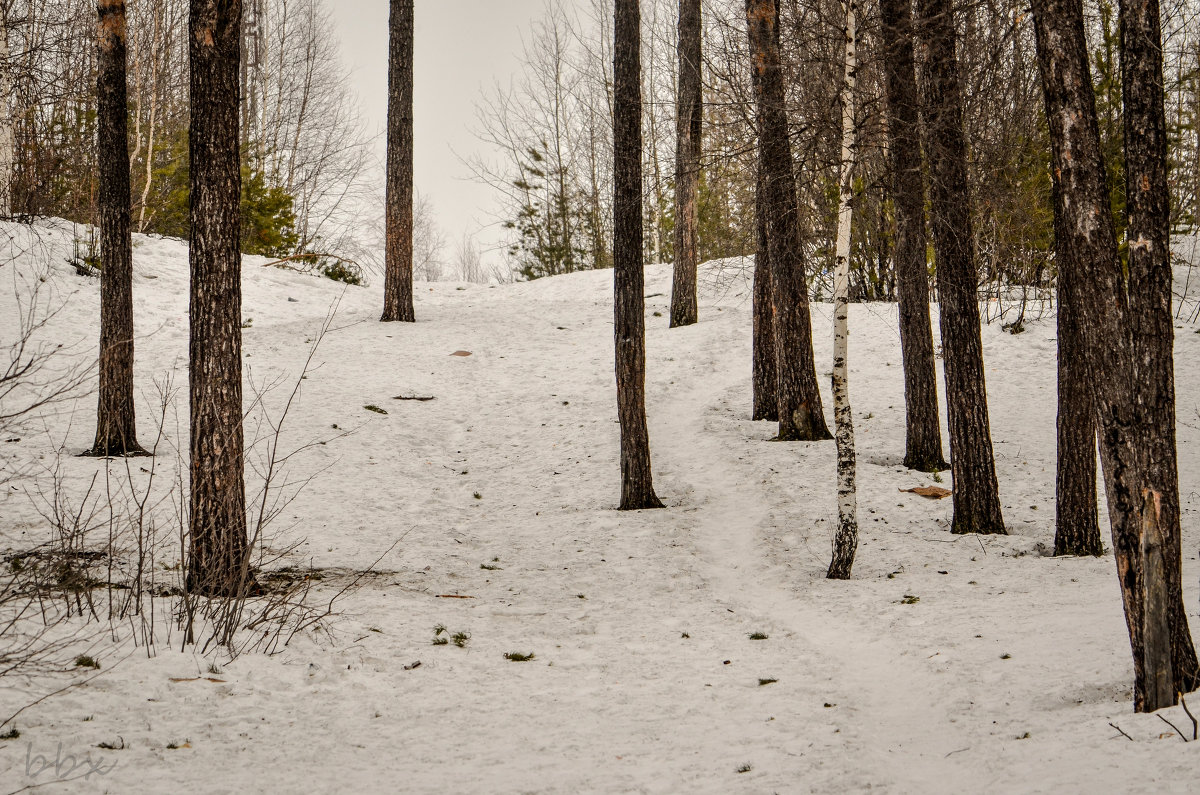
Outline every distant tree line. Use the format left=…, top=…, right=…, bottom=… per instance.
left=479, top=0, right=1200, bottom=292
left=0, top=0, right=374, bottom=261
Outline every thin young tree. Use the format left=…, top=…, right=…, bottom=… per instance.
left=880, top=0, right=945, bottom=473
left=90, top=0, right=144, bottom=457
left=0, top=2, right=12, bottom=218
left=915, top=0, right=1005, bottom=534
left=188, top=0, right=250, bottom=597
left=670, top=0, right=701, bottom=328
left=1120, top=0, right=1200, bottom=693
left=613, top=0, right=664, bottom=511
left=1031, top=0, right=1177, bottom=712
left=381, top=0, right=415, bottom=322
left=827, top=0, right=858, bottom=580
left=745, top=0, right=831, bottom=442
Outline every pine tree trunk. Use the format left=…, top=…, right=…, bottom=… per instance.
left=745, top=0, right=831, bottom=442
left=880, top=0, right=945, bottom=473
left=1120, top=0, right=1200, bottom=693
left=915, top=0, right=1004, bottom=534
left=90, top=0, right=144, bottom=457
left=614, top=0, right=664, bottom=511
left=827, top=0, right=858, bottom=581
left=1046, top=0, right=1101, bottom=554
left=1031, top=0, right=1173, bottom=712
left=670, top=0, right=701, bottom=328
left=1055, top=265, right=1101, bottom=556
left=188, top=0, right=250, bottom=598
left=382, top=0, right=415, bottom=323
left=752, top=158, right=778, bottom=422
left=750, top=19, right=777, bottom=424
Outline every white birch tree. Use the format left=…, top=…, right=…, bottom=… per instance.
left=827, top=0, right=858, bottom=580
left=0, top=2, right=13, bottom=218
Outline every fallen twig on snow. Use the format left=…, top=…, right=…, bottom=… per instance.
left=1158, top=713, right=1190, bottom=742
left=1108, top=722, right=1134, bottom=741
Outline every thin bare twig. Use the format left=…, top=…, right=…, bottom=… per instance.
left=1179, top=692, right=1198, bottom=740
left=1158, top=713, right=1190, bottom=742
left=1108, top=722, right=1135, bottom=741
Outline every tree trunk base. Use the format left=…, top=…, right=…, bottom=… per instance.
left=185, top=569, right=264, bottom=599
left=774, top=424, right=833, bottom=443
left=773, top=431, right=834, bottom=442
left=618, top=493, right=666, bottom=511
left=1053, top=533, right=1104, bottom=557
left=775, top=405, right=833, bottom=442
left=669, top=307, right=697, bottom=328
left=950, top=516, right=1007, bottom=535
left=904, top=453, right=948, bottom=472
left=81, top=442, right=150, bottom=458
left=827, top=517, right=858, bottom=579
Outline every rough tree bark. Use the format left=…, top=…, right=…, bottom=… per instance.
left=381, top=0, right=415, bottom=323
left=749, top=25, right=776, bottom=423
left=752, top=158, right=777, bottom=422
left=670, top=0, right=701, bottom=328
left=880, top=0, right=945, bottom=473
left=1045, top=0, right=1101, bottom=557
left=1031, top=0, right=1178, bottom=711
left=827, top=0, right=858, bottom=581
left=613, top=0, right=664, bottom=511
left=915, top=0, right=1005, bottom=534
left=188, top=0, right=250, bottom=597
left=745, top=0, right=831, bottom=442
left=1120, top=0, right=1200, bottom=693
left=1054, top=265, right=1101, bottom=556
left=90, top=0, right=144, bottom=457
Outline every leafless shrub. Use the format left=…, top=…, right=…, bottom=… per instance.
left=455, top=233, right=487, bottom=283
left=1, top=299, right=383, bottom=707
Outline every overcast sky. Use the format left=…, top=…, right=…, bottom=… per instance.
left=333, top=1, right=568, bottom=268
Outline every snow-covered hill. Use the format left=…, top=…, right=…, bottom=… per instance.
left=2, top=219, right=1199, bottom=792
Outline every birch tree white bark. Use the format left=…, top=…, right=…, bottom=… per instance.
left=827, top=0, right=858, bottom=580
left=0, top=2, right=13, bottom=218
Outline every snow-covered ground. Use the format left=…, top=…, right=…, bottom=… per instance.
left=2, top=219, right=1200, bottom=792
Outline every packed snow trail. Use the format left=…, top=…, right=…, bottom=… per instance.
left=646, top=307, right=980, bottom=792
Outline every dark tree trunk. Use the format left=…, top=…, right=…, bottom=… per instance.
left=880, top=0, right=944, bottom=473
left=1031, top=0, right=1176, bottom=712
left=1042, top=0, right=1101, bottom=557
left=745, top=0, right=831, bottom=442
left=1120, top=0, right=1200, bottom=693
left=752, top=159, right=778, bottom=422
left=613, top=0, right=664, bottom=511
left=1055, top=273, right=1102, bottom=556
left=381, top=0, right=414, bottom=323
left=670, top=0, right=701, bottom=328
left=188, top=0, right=250, bottom=598
left=915, top=0, right=1004, bottom=534
left=90, top=0, right=144, bottom=457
